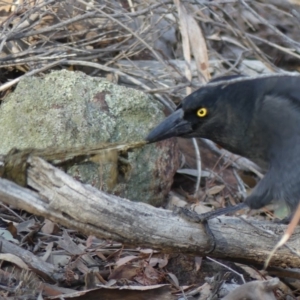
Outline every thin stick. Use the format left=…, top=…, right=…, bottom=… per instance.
left=0, top=60, right=66, bottom=92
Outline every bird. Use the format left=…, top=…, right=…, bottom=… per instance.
left=146, top=73, right=300, bottom=219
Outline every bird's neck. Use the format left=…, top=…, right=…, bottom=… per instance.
left=208, top=124, right=270, bottom=170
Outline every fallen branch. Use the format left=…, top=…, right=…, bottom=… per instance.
left=0, top=236, right=63, bottom=283
left=0, top=155, right=300, bottom=273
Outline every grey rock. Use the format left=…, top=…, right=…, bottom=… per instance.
left=0, top=70, right=180, bottom=205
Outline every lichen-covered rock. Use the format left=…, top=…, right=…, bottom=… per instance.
left=0, top=70, right=181, bottom=205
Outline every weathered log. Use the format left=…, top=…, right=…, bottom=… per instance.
left=0, top=155, right=300, bottom=273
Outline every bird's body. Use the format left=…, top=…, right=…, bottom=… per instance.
left=146, top=74, right=300, bottom=213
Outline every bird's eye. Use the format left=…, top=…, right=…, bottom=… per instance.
left=197, top=108, right=208, bottom=118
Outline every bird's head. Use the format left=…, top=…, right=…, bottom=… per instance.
left=146, top=73, right=300, bottom=173
left=146, top=76, right=252, bottom=147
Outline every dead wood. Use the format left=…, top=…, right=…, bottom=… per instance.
left=0, top=236, right=63, bottom=283
left=0, top=155, right=300, bottom=272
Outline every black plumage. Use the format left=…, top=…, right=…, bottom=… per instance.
left=146, top=74, right=300, bottom=213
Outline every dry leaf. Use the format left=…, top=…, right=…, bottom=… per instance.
left=207, top=185, right=225, bottom=195
left=7, top=222, right=18, bottom=238
left=186, top=13, right=210, bottom=81
left=174, top=0, right=192, bottom=95
left=115, top=255, right=137, bottom=268
left=109, top=264, right=139, bottom=280
left=42, top=219, right=57, bottom=234
left=0, top=253, right=29, bottom=270
left=149, top=257, right=168, bottom=268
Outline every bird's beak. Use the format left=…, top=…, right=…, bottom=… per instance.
left=146, top=108, right=193, bottom=143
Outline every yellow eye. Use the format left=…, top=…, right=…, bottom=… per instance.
left=197, top=108, right=208, bottom=118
